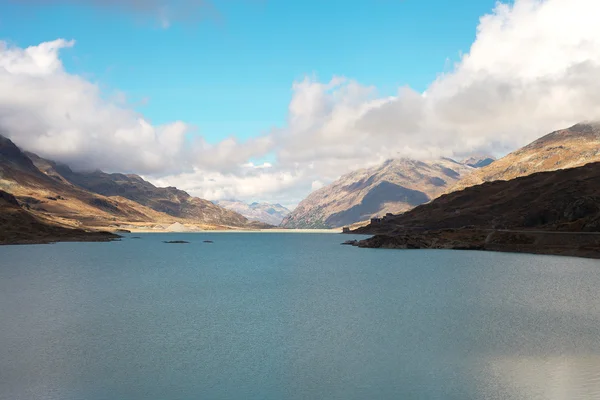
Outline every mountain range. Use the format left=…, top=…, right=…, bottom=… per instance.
left=214, top=200, right=291, bottom=226
left=351, top=160, right=600, bottom=258
left=356, top=161, right=600, bottom=234
left=3, top=121, right=600, bottom=244
left=0, top=134, right=265, bottom=236
left=350, top=122, right=600, bottom=258
left=281, top=158, right=476, bottom=228
left=284, top=122, right=600, bottom=229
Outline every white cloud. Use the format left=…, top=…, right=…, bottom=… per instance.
left=272, top=0, right=600, bottom=184
left=0, top=39, right=271, bottom=176
left=2, top=0, right=600, bottom=207
left=151, top=167, right=306, bottom=209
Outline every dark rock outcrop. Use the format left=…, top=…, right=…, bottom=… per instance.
left=354, top=229, right=600, bottom=259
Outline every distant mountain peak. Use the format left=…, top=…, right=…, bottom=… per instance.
left=441, top=157, right=462, bottom=165
left=0, top=134, right=40, bottom=174
left=461, top=155, right=496, bottom=169
left=281, top=157, right=473, bottom=229
left=215, top=199, right=291, bottom=226
left=569, top=121, right=600, bottom=131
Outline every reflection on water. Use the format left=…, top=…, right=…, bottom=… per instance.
left=479, top=356, right=600, bottom=400
left=0, top=233, right=599, bottom=400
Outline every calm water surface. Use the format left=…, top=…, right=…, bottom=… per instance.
left=1, top=233, right=599, bottom=400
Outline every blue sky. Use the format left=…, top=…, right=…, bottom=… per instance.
left=0, top=0, right=497, bottom=143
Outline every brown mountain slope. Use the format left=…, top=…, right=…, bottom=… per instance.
left=1, top=134, right=257, bottom=230
left=1, top=137, right=154, bottom=226
left=26, top=154, right=251, bottom=227
left=0, top=190, right=118, bottom=245
left=355, top=162, right=600, bottom=235
left=281, top=158, right=473, bottom=228
left=450, top=122, right=600, bottom=192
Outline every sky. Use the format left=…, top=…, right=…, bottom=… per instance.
left=1, top=0, right=600, bottom=209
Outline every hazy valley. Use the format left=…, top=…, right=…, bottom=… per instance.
left=215, top=200, right=291, bottom=226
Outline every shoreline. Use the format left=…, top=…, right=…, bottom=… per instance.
left=0, top=231, right=121, bottom=246
left=117, top=228, right=343, bottom=234
left=347, top=229, right=600, bottom=259
left=1, top=228, right=346, bottom=246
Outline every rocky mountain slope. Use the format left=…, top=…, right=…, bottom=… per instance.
left=215, top=200, right=290, bottom=225
left=0, top=134, right=257, bottom=231
left=355, top=162, right=600, bottom=234
left=2, top=136, right=157, bottom=228
left=281, top=158, right=473, bottom=228
left=0, top=190, right=118, bottom=245
left=30, top=155, right=250, bottom=227
left=450, top=122, right=600, bottom=192
left=351, top=162, right=600, bottom=258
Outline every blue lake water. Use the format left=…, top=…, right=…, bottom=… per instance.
left=1, top=232, right=599, bottom=400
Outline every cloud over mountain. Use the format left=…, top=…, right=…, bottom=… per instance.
left=2, top=0, right=600, bottom=206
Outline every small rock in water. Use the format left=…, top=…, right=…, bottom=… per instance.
left=203, top=240, right=214, bottom=243
left=341, top=240, right=358, bottom=246
left=163, top=240, right=190, bottom=244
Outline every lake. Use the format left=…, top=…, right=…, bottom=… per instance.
left=1, top=233, right=599, bottom=399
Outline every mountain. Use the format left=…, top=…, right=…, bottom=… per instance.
left=30, top=156, right=250, bottom=227
left=451, top=122, right=600, bottom=192
left=356, top=162, right=600, bottom=234
left=215, top=200, right=290, bottom=225
left=0, top=134, right=258, bottom=231
left=0, top=189, right=118, bottom=244
left=281, top=158, right=473, bottom=229
left=351, top=162, right=600, bottom=258
left=2, top=135, right=157, bottom=228
left=461, top=155, right=495, bottom=168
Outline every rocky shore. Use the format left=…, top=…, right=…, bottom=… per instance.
left=1, top=230, right=121, bottom=246
left=350, top=229, right=600, bottom=259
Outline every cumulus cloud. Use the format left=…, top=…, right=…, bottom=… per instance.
left=0, top=38, right=270, bottom=176
left=267, top=0, right=600, bottom=200
left=2, top=0, right=600, bottom=207
left=0, top=39, right=189, bottom=173
left=151, top=166, right=306, bottom=209
left=276, top=0, right=600, bottom=173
